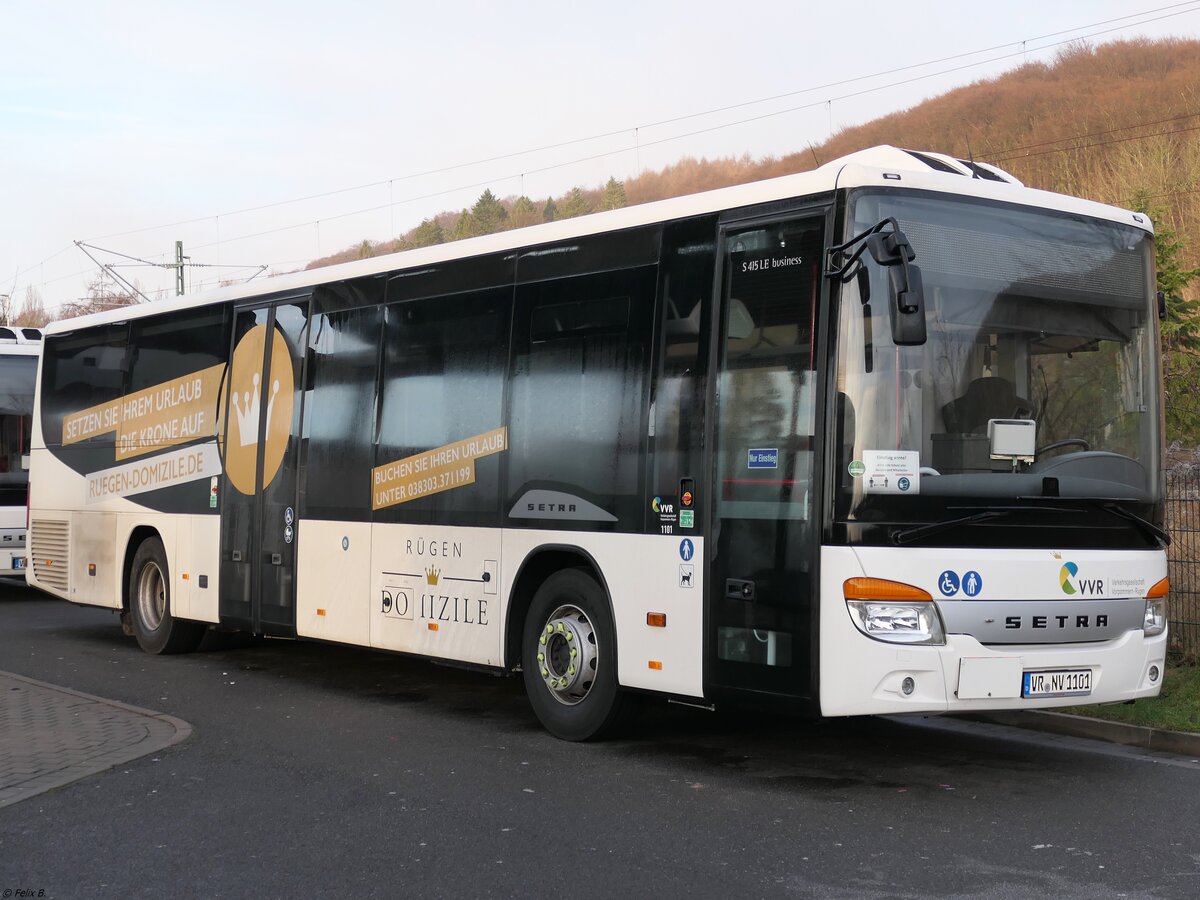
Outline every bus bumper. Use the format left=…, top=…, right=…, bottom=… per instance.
left=819, top=626, right=1167, bottom=717
left=819, top=546, right=1169, bottom=717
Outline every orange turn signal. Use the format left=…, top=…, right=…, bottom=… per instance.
left=646, top=612, right=667, bottom=627
left=648, top=660, right=663, bottom=670
left=1146, top=577, right=1170, bottom=599
left=427, top=623, right=439, bottom=631
left=316, top=608, right=326, bottom=617
left=843, top=577, right=932, bottom=602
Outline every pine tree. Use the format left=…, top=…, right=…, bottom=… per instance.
left=449, top=210, right=474, bottom=242
left=510, top=196, right=540, bottom=229
left=559, top=187, right=591, bottom=219
left=470, top=189, right=508, bottom=236
left=542, top=197, right=558, bottom=223
left=409, top=218, right=446, bottom=248
left=601, top=176, right=627, bottom=210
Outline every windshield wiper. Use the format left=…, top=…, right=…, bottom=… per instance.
left=891, top=510, right=1011, bottom=546
left=1089, top=501, right=1170, bottom=548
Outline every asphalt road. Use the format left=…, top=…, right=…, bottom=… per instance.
left=2, top=581, right=1198, bottom=899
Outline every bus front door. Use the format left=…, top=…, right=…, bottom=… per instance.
left=219, top=299, right=310, bottom=637
left=709, top=213, right=826, bottom=704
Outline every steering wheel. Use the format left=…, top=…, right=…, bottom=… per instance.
left=1036, top=438, right=1091, bottom=456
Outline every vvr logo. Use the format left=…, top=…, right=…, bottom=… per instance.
left=1060, top=561, right=1104, bottom=596
left=652, top=496, right=675, bottom=514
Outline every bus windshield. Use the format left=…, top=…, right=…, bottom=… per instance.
left=834, top=191, right=1160, bottom=528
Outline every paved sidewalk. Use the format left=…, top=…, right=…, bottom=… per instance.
left=0, top=671, right=192, bottom=808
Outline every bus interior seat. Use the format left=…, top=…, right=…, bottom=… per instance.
left=942, top=376, right=1033, bottom=434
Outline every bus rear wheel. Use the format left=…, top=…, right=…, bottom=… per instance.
left=522, top=568, right=630, bottom=741
left=128, top=536, right=205, bottom=655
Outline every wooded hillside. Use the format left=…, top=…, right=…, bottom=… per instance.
left=310, top=38, right=1199, bottom=290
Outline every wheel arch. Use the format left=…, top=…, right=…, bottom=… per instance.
left=504, top=543, right=615, bottom=672
left=121, top=525, right=163, bottom=612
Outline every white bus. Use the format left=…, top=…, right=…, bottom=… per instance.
left=28, top=146, right=1169, bottom=739
left=0, top=326, right=41, bottom=576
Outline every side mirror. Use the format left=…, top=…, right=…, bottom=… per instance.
left=865, top=230, right=926, bottom=346
left=888, top=262, right=926, bottom=345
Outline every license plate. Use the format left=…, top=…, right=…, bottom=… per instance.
left=12, top=557, right=25, bottom=570
left=1022, top=668, right=1092, bottom=698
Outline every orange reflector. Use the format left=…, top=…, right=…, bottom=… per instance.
left=648, top=660, right=662, bottom=670
left=316, top=608, right=326, bottom=617
left=646, top=612, right=667, bottom=627
left=427, top=623, right=439, bottom=631
left=181, top=572, right=190, bottom=580
left=1146, top=577, right=1170, bottom=599
left=843, top=577, right=932, bottom=602
left=46, top=559, right=54, bottom=566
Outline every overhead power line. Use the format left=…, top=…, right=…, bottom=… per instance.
left=78, top=0, right=1200, bottom=247
left=17, top=0, right=1200, bottom=295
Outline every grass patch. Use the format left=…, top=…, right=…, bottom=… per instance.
left=1071, top=663, right=1200, bottom=733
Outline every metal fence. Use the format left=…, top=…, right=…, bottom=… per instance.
left=1167, top=468, right=1200, bottom=661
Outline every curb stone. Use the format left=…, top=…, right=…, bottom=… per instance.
left=0, top=670, right=193, bottom=808
left=958, top=709, right=1200, bottom=758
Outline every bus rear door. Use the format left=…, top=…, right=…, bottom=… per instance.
left=219, top=298, right=310, bottom=637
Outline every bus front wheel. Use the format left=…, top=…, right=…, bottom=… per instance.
left=522, top=568, right=631, bottom=741
left=128, top=536, right=205, bottom=655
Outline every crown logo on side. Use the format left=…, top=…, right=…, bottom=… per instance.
left=231, top=373, right=281, bottom=448
left=425, top=567, right=441, bottom=585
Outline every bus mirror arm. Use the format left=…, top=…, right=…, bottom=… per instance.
left=825, top=218, right=927, bottom=346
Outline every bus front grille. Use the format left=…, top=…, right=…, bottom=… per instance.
left=31, top=519, right=69, bottom=592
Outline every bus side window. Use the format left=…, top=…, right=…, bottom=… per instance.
left=650, top=216, right=717, bottom=534
left=509, top=266, right=657, bottom=531
left=41, top=324, right=130, bottom=474
left=376, top=287, right=512, bottom=527
left=302, top=301, right=383, bottom=523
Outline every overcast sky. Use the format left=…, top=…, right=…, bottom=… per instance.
left=4, top=0, right=1200, bottom=312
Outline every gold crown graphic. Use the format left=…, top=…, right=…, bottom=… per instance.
left=425, top=566, right=441, bottom=585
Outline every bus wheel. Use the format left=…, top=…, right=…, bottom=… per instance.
left=522, top=569, right=630, bottom=741
left=128, top=537, right=204, bottom=655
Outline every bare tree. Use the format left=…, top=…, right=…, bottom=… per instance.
left=58, top=274, right=142, bottom=319
left=13, top=286, right=50, bottom=327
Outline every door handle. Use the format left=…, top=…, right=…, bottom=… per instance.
left=231, top=550, right=243, bottom=562
left=726, top=578, right=755, bottom=600
left=270, top=553, right=282, bottom=566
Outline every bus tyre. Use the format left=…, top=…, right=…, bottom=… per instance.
left=128, top=537, right=205, bottom=655
left=522, top=569, right=631, bottom=741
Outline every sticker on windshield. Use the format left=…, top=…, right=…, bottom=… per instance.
left=848, top=460, right=865, bottom=478
left=862, top=450, right=920, bottom=495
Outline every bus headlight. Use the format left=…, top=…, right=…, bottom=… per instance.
left=843, top=578, right=945, bottom=645
left=1143, top=598, right=1167, bottom=636
left=845, top=600, right=946, bottom=645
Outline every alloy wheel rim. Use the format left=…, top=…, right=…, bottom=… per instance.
left=536, top=604, right=598, bottom=706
